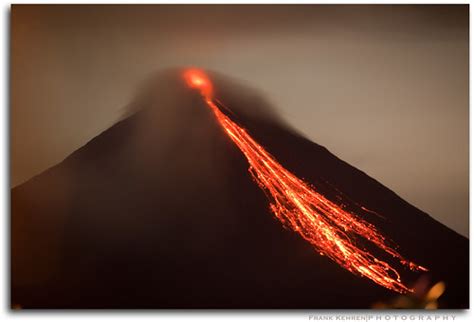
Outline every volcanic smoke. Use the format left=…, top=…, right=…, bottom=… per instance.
left=183, top=68, right=427, bottom=293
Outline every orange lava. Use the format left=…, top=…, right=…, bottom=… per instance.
left=183, top=68, right=427, bottom=293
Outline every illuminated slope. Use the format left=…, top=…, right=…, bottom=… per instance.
left=184, top=68, right=426, bottom=293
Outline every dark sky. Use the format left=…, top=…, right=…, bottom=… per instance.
left=10, top=5, right=468, bottom=236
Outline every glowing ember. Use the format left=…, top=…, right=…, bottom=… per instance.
left=183, top=68, right=427, bottom=293
left=183, top=68, right=213, bottom=98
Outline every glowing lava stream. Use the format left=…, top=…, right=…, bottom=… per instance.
left=183, top=68, right=427, bottom=293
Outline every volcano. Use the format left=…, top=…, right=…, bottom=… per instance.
left=11, top=70, right=468, bottom=309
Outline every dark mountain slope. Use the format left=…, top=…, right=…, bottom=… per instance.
left=11, top=72, right=468, bottom=308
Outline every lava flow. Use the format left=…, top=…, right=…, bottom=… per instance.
left=183, top=68, right=427, bottom=293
